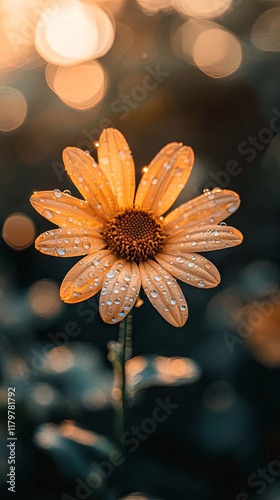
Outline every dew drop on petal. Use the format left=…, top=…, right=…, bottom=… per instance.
left=93, top=258, right=100, bottom=265
left=191, top=241, right=198, bottom=246
left=170, top=297, right=176, bottom=305
left=112, top=317, right=117, bottom=323
left=151, top=177, right=158, bottom=185
left=151, top=290, right=158, bottom=298
left=180, top=305, right=187, bottom=311
left=107, top=299, right=113, bottom=305
left=176, top=256, right=185, bottom=264
left=123, top=275, right=131, bottom=282
left=154, top=275, right=162, bottom=282
left=106, top=270, right=117, bottom=279
left=213, top=230, right=220, bottom=236
left=100, top=156, right=109, bottom=165
left=55, top=247, right=66, bottom=256
left=220, top=221, right=227, bottom=226
left=164, top=306, right=169, bottom=311
left=40, top=197, right=45, bottom=202
left=203, top=188, right=210, bottom=194
left=42, top=209, right=53, bottom=219
left=205, top=262, right=212, bottom=269
left=74, top=237, right=80, bottom=244
left=119, top=310, right=125, bottom=317
left=68, top=217, right=74, bottom=223
left=63, top=190, right=71, bottom=195
left=73, top=292, right=79, bottom=297
left=197, top=281, right=205, bottom=288
left=66, top=228, right=72, bottom=235
left=187, top=262, right=195, bottom=268
left=53, top=189, right=62, bottom=198
left=227, top=203, right=238, bottom=213
left=83, top=241, right=91, bottom=250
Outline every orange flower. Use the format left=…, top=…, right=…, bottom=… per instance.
left=30, top=128, right=243, bottom=327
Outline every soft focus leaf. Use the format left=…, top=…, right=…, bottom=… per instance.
left=125, top=355, right=202, bottom=398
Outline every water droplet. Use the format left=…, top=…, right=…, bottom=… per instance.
left=180, top=305, right=187, bottom=311
left=123, top=275, right=131, bottom=282
left=55, top=247, right=66, bottom=256
left=112, top=317, right=117, bottom=323
left=101, top=288, right=107, bottom=295
left=212, top=187, right=221, bottom=193
left=101, top=156, right=109, bottom=164
left=163, top=161, right=171, bottom=170
left=106, top=270, right=117, bottom=279
left=97, top=203, right=102, bottom=209
left=227, top=203, right=238, bottom=213
left=206, top=228, right=212, bottom=235
left=40, top=197, right=45, bottom=202
left=64, top=239, right=70, bottom=244
left=66, top=228, right=72, bottom=235
left=205, top=262, right=212, bottom=269
left=219, top=221, right=227, bottom=226
left=93, top=258, right=100, bottom=266
left=164, top=306, right=169, bottom=311
left=63, top=189, right=71, bottom=195
left=118, top=150, right=126, bottom=159
left=119, top=310, right=125, bottom=317
left=83, top=241, right=91, bottom=250
left=191, top=241, right=197, bottom=246
left=151, top=177, right=158, bottom=185
left=151, top=290, right=158, bottom=298
left=74, top=237, right=80, bottom=244
left=191, top=255, right=196, bottom=260
left=213, top=230, right=220, bottom=236
left=197, top=281, right=205, bottom=287
left=154, top=275, right=162, bottom=282
left=68, top=216, right=74, bottom=223
left=115, top=298, right=121, bottom=304
left=203, top=188, right=210, bottom=194
left=53, top=189, right=62, bottom=198
left=41, top=245, right=48, bottom=252
left=73, top=292, right=79, bottom=297
left=170, top=298, right=176, bottom=305
left=209, top=217, right=214, bottom=223
left=107, top=299, right=113, bottom=305
left=176, top=256, right=185, bottom=264
left=187, top=262, right=195, bottom=268
left=42, top=209, right=53, bottom=219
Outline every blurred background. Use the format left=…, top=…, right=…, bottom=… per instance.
left=0, top=0, right=280, bottom=499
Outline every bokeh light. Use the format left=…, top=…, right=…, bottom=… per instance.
left=32, top=382, right=56, bottom=406
left=35, top=1, right=115, bottom=66
left=28, top=279, right=62, bottom=318
left=2, top=213, right=35, bottom=250
left=192, top=28, right=242, bottom=78
left=0, top=87, right=27, bottom=131
left=45, top=347, right=74, bottom=373
left=172, top=19, right=215, bottom=64
left=251, top=8, right=280, bottom=52
left=135, top=0, right=173, bottom=15
left=45, top=61, right=108, bottom=109
left=174, top=0, right=232, bottom=19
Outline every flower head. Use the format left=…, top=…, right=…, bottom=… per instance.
left=30, top=128, right=243, bottom=327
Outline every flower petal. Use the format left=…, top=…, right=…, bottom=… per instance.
left=165, top=225, right=243, bottom=251
left=30, top=190, right=103, bottom=230
left=63, top=147, right=117, bottom=218
left=155, top=251, right=220, bottom=288
left=135, top=142, right=194, bottom=216
left=164, top=189, right=240, bottom=232
left=99, top=260, right=141, bottom=324
left=35, top=228, right=106, bottom=257
left=139, top=259, right=188, bottom=327
left=60, top=249, right=118, bottom=303
left=98, top=128, right=135, bottom=209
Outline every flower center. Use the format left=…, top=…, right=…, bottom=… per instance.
left=103, top=208, right=166, bottom=261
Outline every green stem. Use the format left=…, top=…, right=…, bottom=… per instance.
left=108, top=312, right=133, bottom=497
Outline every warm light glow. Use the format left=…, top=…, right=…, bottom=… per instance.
left=32, top=383, right=56, bottom=406
left=34, top=424, right=58, bottom=448
left=28, top=279, right=62, bottom=318
left=174, top=0, right=232, bottom=19
left=2, top=213, right=35, bottom=250
left=0, top=87, right=27, bottom=131
left=135, top=0, right=173, bottom=15
left=252, top=8, right=280, bottom=52
left=35, top=1, right=115, bottom=66
left=60, top=420, right=100, bottom=445
left=155, top=356, right=199, bottom=382
left=84, top=0, right=127, bottom=16
left=126, top=356, right=148, bottom=377
left=172, top=19, right=215, bottom=64
left=46, top=61, right=108, bottom=110
left=46, top=347, right=74, bottom=373
left=192, top=28, right=242, bottom=78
